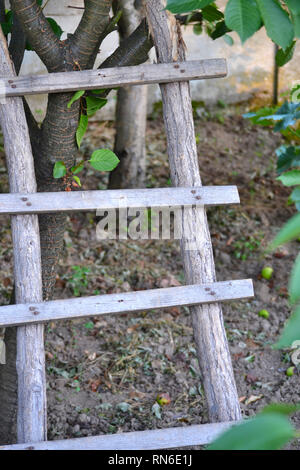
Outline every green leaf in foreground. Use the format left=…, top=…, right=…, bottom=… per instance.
left=71, top=160, right=85, bottom=175
left=286, top=0, right=300, bottom=15
left=243, top=106, right=278, bottom=126
left=277, top=170, right=300, bottom=187
left=201, top=5, right=223, bottom=22
left=166, top=0, right=214, bottom=14
left=289, top=253, right=300, bottom=305
left=76, top=114, right=88, bottom=148
left=210, top=20, right=231, bottom=40
left=224, top=0, right=261, bottom=43
left=53, top=161, right=67, bottom=179
left=85, top=96, right=107, bottom=117
left=276, top=41, right=296, bottom=67
left=276, top=145, right=300, bottom=175
left=275, top=305, right=300, bottom=349
left=208, top=412, right=295, bottom=450
left=67, top=90, right=85, bottom=109
left=262, top=403, right=300, bottom=415
left=292, top=12, right=300, bottom=38
left=73, top=175, right=81, bottom=187
left=290, top=187, right=300, bottom=211
left=256, top=0, right=294, bottom=50
left=270, top=212, right=300, bottom=249
left=223, top=34, right=234, bottom=46
left=89, top=149, right=120, bottom=172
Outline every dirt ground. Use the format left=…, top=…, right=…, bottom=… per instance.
left=0, top=100, right=299, bottom=449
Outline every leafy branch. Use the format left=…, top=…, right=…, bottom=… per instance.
left=166, top=0, right=300, bottom=64
left=53, top=149, right=120, bottom=190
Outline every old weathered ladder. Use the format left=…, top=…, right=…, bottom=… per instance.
left=0, top=0, right=254, bottom=450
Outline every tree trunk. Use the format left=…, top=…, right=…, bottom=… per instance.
left=109, top=0, right=148, bottom=189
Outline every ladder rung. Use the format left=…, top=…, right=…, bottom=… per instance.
left=0, top=60, right=227, bottom=99
left=0, top=420, right=239, bottom=450
left=0, top=280, right=254, bottom=328
left=0, top=186, right=239, bottom=215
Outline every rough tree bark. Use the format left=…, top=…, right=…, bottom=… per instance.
left=109, top=0, right=148, bottom=189
left=0, top=0, right=152, bottom=444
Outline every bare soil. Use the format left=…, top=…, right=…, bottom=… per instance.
left=0, top=102, right=299, bottom=449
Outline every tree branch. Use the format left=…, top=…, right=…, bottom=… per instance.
left=9, top=14, right=26, bottom=75
left=100, top=18, right=152, bottom=69
left=23, top=98, right=41, bottom=153
left=10, top=0, right=64, bottom=72
left=0, top=0, right=5, bottom=23
left=70, top=0, right=113, bottom=69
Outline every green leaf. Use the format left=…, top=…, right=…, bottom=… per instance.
left=53, top=161, right=67, bottom=179
left=71, top=160, right=85, bottom=175
left=292, top=13, right=300, bottom=37
left=76, top=114, right=88, bottom=148
left=166, top=0, right=214, bottom=14
left=201, top=5, right=223, bottom=22
left=262, top=403, right=300, bottom=415
left=1, top=10, right=13, bottom=36
left=270, top=212, right=300, bottom=249
left=73, top=175, right=81, bottom=187
left=193, top=23, right=203, bottom=35
left=67, top=90, right=85, bottom=109
left=291, top=84, right=300, bottom=103
left=277, top=170, right=300, bottom=186
left=85, top=96, right=107, bottom=117
left=89, top=149, right=120, bottom=172
left=285, top=0, right=300, bottom=15
left=255, top=0, right=294, bottom=50
left=46, top=17, right=63, bottom=39
left=243, top=105, right=278, bottom=126
left=258, top=101, right=300, bottom=132
left=224, top=0, right=261, bottom=43
left=276, top=145, right=300, bottom=174
left=289, top=253, right=300, bottom=305
left=208, top=412, right=295, bottom=450
left=286, top=0, right=300, bottom=36
left=290, top=187, right=300, bottom=210
left=275, top=305, right=300, bottom=349
left=210, top=20, right=231, bottom=39
left=276, top=41, right=296, bottom=67
left=223, top=34, right=234, bottom=46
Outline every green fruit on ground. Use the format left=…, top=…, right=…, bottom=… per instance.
left=258, top=309, right=269, bottom=319
left=156, top=393, right=171, bottom=406
left=261, top=266, right=274, bottom=280
left=286, top=367, right=295, bottom=377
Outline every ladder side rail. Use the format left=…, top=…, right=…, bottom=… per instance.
left=0, top=29, right=47, bottom=444
left=146, top=0, right=242, bottom=422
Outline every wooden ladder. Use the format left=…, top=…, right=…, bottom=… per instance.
left=0, top=1, right=254, bottom=450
